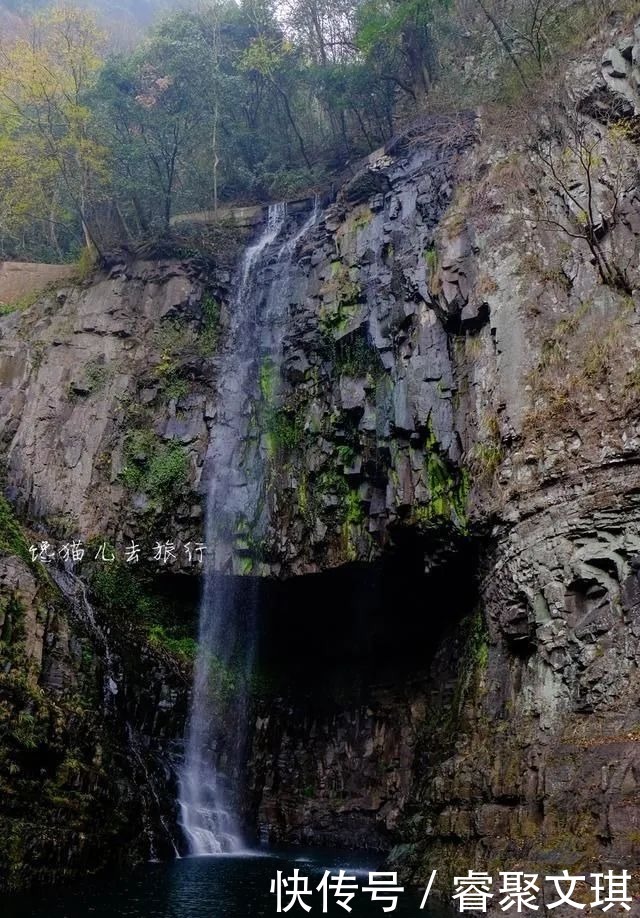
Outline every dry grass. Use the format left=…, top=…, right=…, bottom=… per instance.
left=475, top=273, right=498, bottom=297
left=433, top=0, right=640, bottom=150
left=522, top=296, right=636, bottom=435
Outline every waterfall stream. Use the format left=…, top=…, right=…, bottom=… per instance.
left=178, top=200, right=318, bottom=856
left=50, top=566, right=120, bottom=708
left=51, top=565, right=181, bottom=860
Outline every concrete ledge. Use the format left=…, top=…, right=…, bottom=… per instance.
left=171, top=195, right=320, bottom=230
left=0, top=262, right=75, bottom=307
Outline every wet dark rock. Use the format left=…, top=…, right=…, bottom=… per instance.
left=2, top=19, right=640, bottom=901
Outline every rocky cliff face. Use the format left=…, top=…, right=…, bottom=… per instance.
left=0, top=257, right=232, bottom=554
left=245, top=551, right=476, bottom=853
left=400, top=20, right=640, bottom=884
left=243, top=19, right=640, bottom=880
left=0, top=499, right=188, bottom=889
left=1, top=13, right=640, bottom=898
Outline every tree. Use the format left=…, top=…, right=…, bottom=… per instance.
left=471, top=0, right=530, bottom=89
left=356, top=0, right=450, bottom=102
left=279, top=0, right=356, bottom=65
left=0, top=0, right=500, bottom=257
left=469, top=0, right=566, bottom=80
left=530, top=103, right=636, bottom=293
left=0, top=5, right=107, bottom=254
left=93, top=15, right=214, bottom=230
left=239, top=35, right=313, bottom=168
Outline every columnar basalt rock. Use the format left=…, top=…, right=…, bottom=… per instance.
left=252, top=117, right=477, bottom=577
left=1, top=17, right=640, bottom=897
left=245, top=19, right=640, bottom=880
left=601, top=27, right=640, bottom=115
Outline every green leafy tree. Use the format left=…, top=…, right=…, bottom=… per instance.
left=356, top=0, right=450, bottom=101
left=0, top=5, right=107, bottom=256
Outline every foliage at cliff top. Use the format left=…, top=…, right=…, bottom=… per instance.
left=0, top=0, right=627, bottom=262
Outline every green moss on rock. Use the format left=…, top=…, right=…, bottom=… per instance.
left=0, top=497, right=30, bottom=564
left=119, top=430, right=190, bottom=508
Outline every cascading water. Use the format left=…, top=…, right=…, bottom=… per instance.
left=51, top=566, right=120, bottom=707
left=178, top=200, right=318, bottom=856
left=52, top=565, right=182, bottom=860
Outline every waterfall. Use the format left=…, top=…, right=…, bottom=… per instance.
left=178, top=199, right=318, bottom=856
left=51, top=565, right=182, bottom=860
left=50, top=565, right=120, bottom=707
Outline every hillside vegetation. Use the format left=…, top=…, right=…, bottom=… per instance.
left=0, top=0, right=631, bottom=261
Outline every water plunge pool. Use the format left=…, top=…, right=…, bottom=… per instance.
left=3, top=848, right=443, bottom=917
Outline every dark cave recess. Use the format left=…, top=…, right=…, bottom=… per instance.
left=153, top=532, right=479, bottom=706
